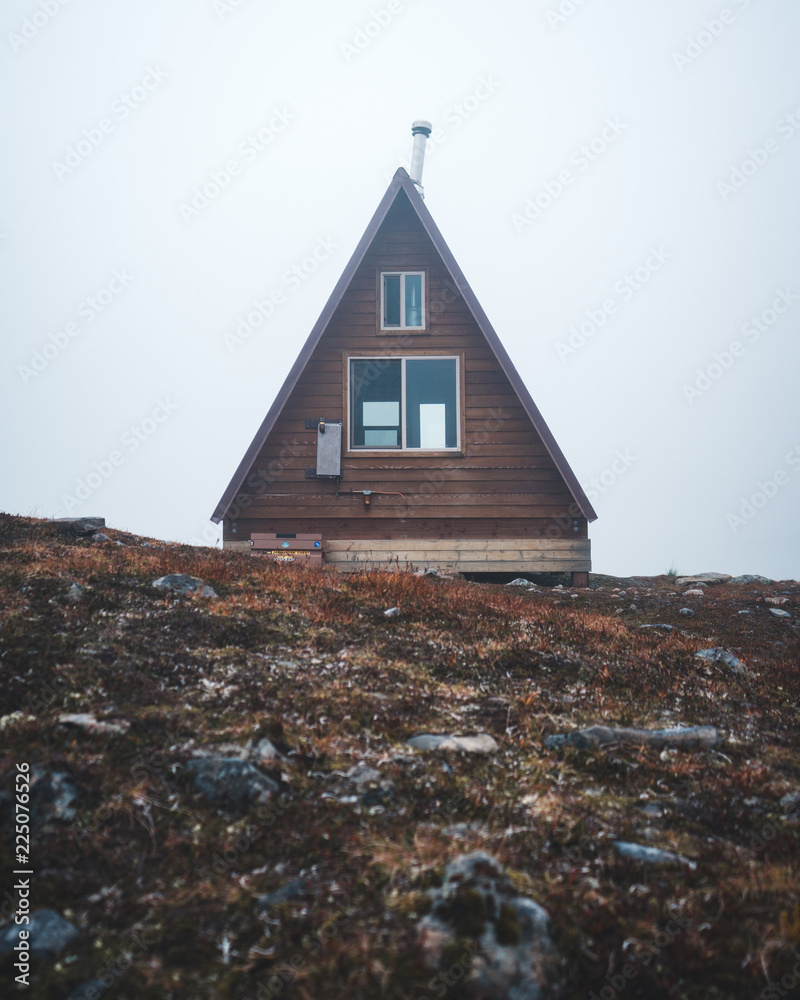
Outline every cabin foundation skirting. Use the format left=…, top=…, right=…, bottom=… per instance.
left=322, top=537, right=590, bottom=574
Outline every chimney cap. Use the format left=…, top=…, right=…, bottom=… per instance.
left=411, top=120, right=432, bottom=136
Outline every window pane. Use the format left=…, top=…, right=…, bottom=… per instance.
left=404, top=274, right=423, bottom=327
left=350, top=359, right=401, bottom=448
left=383, top=275, right=401, bottom=327
left=405, top=359, right=457, bottom=449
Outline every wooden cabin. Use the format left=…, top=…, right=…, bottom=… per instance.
left=212, top=124, right=596, bottom=583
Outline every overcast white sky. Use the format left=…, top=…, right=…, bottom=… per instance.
left=2, top=0, right=799, bottom=580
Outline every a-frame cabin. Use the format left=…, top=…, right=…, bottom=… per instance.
left=212, top=124, right=596, bottom=583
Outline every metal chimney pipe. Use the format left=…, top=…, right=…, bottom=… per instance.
left=409, top=120, right=432, bottom=196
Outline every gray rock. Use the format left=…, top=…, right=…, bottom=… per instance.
left=152, top=574, right=218, bottom=598
left=730, top=574, right=773, bottom=584
left=769, top=608, right=791, bottom=618
left=384, top=606, right=400, bottom=618
left=683, top=589, right=705, bottom=598
left=679, top=608, right=695, bottom=618
left=65, top=980, right=109, bottom=1000
left=59, top=713, right=129, bottom=735
left=639, top=623, right=675, bottom=631
left=612, top=840, right=695, bottom=869
left=780, top=791, right=800, bottom=816
left=65, top=582, right=85, bottom=603
left=675, top=573, right=731, bottom=586
left=629, top=603, right=638, bottom=611
left=0, top=908, right=78, bottom=958
left=406, top=733, right=498, bottom=753
left=91, top=532, right=111, bottom=543
left=507, top=578, right=537, bottom=589
left=343, top=764, right=383, bottom=791
left=184, top=758, right=278, bottom=813
left=51, top=517, right=105, bottom=537
left=256, top=876, right=308, bottom=910
left=695, top=647, right=748, bottom=675
left=30, top=767, right=78, bottom=825
left=417, top=851, right=558, bottom=1000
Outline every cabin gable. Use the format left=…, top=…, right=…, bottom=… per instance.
left=213, top=170, right=595, bottom=578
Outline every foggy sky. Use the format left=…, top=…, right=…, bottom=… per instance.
left=2, top=0, right=799, bottom=580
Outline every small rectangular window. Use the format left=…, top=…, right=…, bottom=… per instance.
left=381, top=272, right=425, bottom=329
left=349, top=356, right=459, bottom=450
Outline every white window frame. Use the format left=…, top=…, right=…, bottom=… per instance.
left=380, top=271, right=425, bottom=330
left=348, top=355, right=461, bottom=452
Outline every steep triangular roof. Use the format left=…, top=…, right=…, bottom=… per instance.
left=212, top=168, right=596, bottom=523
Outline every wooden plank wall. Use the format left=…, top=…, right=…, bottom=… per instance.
left=224, top=195, right=586, bottom=544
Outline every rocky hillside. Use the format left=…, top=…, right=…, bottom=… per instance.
left=1, top=513, right=799, bottom=1000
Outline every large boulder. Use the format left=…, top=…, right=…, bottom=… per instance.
left=675, top=573, right=731, bottom=587
left=0, top=908, right=78, bottom=958
left=51, top=517, right=105, bottom=537
left=184, top=758, right=278, bottom=813
left=152, top=574, right=217, bottom=598
left=417, top=852, right=559, bottom=999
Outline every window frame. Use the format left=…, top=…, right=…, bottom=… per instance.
left=377, top=269, right=429, bottom=334
left=344, top=350, right=465, bottom=455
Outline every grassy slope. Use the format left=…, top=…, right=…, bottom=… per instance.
left=0, top=513, right=799, bottom=1000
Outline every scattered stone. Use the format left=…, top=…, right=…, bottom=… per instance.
left=683, top=589, right=705, bottom=598
left=0, top=711, right=36, bottom=730
left=65, top=581, right=85, bottom=602
left=152, top=574, right=218, bottom=598
left=738, top=610, right=753, bottom=615
left=29, top=767, right=79, bottom=826
left=417, top=851, right=559, bottom=999
left=91, top=532, right=112, bottom=543
left=384, top=606, right=400, bottom=618
left=184, top=758, right=279, bottom=813
left=59, top=713, right=130, bottom=735
left=406, top=733, right=498, bottom=753
left=730, top=574, right=773, bottom=584
left=248, top=738, right=282, bottom=764
left=765, top=596, right=788, bottom=605
left=639, top=623, right=675, bottom=632
left=545, top=724, right=718, bottom=751
left=612, top=840, right=695, bottom=868
left=507, top=578, right=537, bottom=589
left=769, top=608, right=791, bottom=618
left=343, top=764, right=383, bottom=791
left=679, top=608, right=695, bottom=618
left=780, top=791, right=800, bottom=816
left=256, top=876, right=308, bottom=910
left=629, top=603, right=638, bottom=611
left=51, top=517, right=105, bottom=537
left=676, top=573, right=731, bottom=586
left=695, top=647, right=748, bottom=675
left=0, top=908, right=78, bottom=958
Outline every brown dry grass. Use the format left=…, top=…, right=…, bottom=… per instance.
left=0, top=513, right=799, bottom=999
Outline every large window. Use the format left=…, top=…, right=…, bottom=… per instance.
left=349, top=356, right=459, bottom=450
left=381, top=272, right=424, bottom=329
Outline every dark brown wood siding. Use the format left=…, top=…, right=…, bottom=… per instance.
left=224, top=196, right=586, bottom=542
